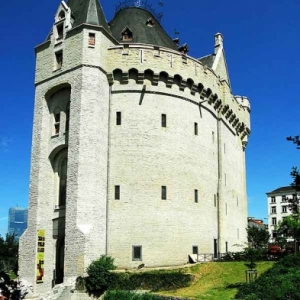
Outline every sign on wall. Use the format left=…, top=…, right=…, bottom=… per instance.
left=36, top=229, right=45, bottom=283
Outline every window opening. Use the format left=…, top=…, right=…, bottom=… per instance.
left=226, top=242, right=228, bottom=253
left=122, top=28, right=133, bottom=41
left=271, top=196, right=276, bottom=203
left=55, top=51, right=63, bottom=70
left=214, top=194, right=217, bottom=207
left=88, top=33, right=96, bottom=46
left=271, top=206, right=276, bottom=214
left=161, top=114, right=166, bottom=127
left=115, top=185, right=120, bottom=200
left=192, top=246, right=198, bottom=255
left=57, top=23, right=64, bottom=40
left=194, top=189, right=198, bottom=203
left=146, top=17, right=154, bottom=27
left=65, top=103, right=70, bottom=133
left=54, top=112, right=60, bottom=135
left=272, top=217, right=277, bottom=225
left=194, top=123, right=198, bottom=135
left=282, top=206, right=287, bottom=213
left=161, top=186, right=167, bottom=200
left=58, top=157, right=67, bottom=206
left=116, top=112, right=121, bottom=125
left=132, top=245, right=142, bottom=261
left=58, top=10, right=65, bottom=20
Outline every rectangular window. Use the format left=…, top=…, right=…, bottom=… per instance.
left=194, top=122, right=198, bottom=135
left=55, top=51, right=63, bottom=70
left=226, top=242, right=228, bottom=253
left=54, top=112, right=60, bottom=135
left=194, top=189, right=198, bottom=203
left=115, top=185, right=120, bottom=200
left=224, top=143, right=226, bottom=154
left=214, top=194, right=217, bottom=207
left=282, top=195, right=287, bottom=202
left=161, top=186, right=167, bottom=200
left=116, top=111, right=121, bottom=125
left=272, top=217, right=277, bottom=225
left=271, top=196, right=276, bottom=203
left=282, top=206, right=287, bottom=213
left=161, top=114, right=167, bottom=127
left=272, top=231, right=277, bottom=238
left=271, top=206, right=276, bottom=214
left=57, top=23, right=64, bottom=40
left=224, top=173, right=227, bottom=186
left=192, top=246, right=198, bottom=255
left=237, top=228, right=240, bottom=239
left=132, top=245, right=142, bottom=261
left=88, top=32, right=96, bottom=46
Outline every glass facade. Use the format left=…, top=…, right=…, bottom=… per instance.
left=8, top=207, right=28, bottom=240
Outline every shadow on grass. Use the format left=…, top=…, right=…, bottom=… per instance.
left=225, top=282, right=245, bottom=289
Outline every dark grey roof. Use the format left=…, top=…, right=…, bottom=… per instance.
left=109, top=7, right=178, bottom=50
left=67, top=0, right=109, bottom=30
left=198, top=54, right=215, bottom=68
left=267, top=186, right=296, bottom=195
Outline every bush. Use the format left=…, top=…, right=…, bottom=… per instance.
left=85, top=255, right=116, bottom=295
left=110, top=270, right=194, bottom=291
left=235, top=253, right=300, bottom=300
left=104, top=290, right=163, bottom=300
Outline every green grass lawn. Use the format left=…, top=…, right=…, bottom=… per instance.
left=155, top=261, right=274, bottom=300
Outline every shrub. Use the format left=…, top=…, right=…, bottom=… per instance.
left=110, top=270, right=194, bottom=291
left=235, top=253, right=300, bottom=300
left=85, top=255, right=116, bottom=295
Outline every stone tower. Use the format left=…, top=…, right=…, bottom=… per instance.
left=19, top=0, right=251, bottom=295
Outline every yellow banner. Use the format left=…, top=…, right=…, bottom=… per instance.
left=36, top=229, right=45, bottom=283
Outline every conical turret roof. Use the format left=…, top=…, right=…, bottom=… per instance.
left=109, top=7, right=178, bottom=50
left=67, top=0, right=109, bottom=30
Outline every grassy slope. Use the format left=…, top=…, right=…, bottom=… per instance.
left=155, top=261, right=274, bottom=300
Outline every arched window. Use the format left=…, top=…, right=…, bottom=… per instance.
left=47, top=87, right=71, bottom=137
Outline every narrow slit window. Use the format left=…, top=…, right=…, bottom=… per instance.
left=88, top=33, right=96, bottom=46
left=54, top=112, right=60, bottom=135
left=115, top=185, right=120, bottom=200
left=194, top=189, right=198, bottom=203
left=57, top=23, right=64, bottom=40
left=161, top=114, right=166, bottom=127
left=214, top=194, right=217, bottom=207
left=194, top=122, right=198, bottom=135
left=132, top=245, right=142, bottom=261
left=116, top=112, right=121, bottom=125
left=161, top=186, right=167, bottom=200
left=65, top=104, right=70, bottom=133
left=55, top=51, right=63, bottom=70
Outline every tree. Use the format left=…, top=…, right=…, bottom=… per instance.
left=275, top=136, right=300, bottom=252
left=0, top=233, right=18, bottom=274
left=247, top=225, right=270, bottom=249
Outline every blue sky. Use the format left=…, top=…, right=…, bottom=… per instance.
left=1, top=0, right=300, bottom=237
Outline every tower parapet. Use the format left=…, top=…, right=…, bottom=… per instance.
left=235, top=95, right=251, bottom=112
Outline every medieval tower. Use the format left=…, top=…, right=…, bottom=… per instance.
left=19, top=0, right=251, bottom=294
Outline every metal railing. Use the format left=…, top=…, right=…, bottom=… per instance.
left=114, top=0, right=163, bottom=22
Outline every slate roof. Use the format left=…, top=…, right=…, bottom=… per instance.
left=267, top=186, right=296, bottom=195
left=67, top=0, right=109, bottom=30
left=109, top=7, right=178, bottom=50
left=198, top=54, right=215, bottom=68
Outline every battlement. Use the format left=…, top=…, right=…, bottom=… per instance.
left=107, top=45, right=250, bottom=141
